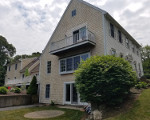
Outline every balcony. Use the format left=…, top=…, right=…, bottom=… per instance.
left=50, top=29, right=96, bottom=55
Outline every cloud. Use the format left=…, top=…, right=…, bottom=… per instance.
left=0, top=0, right=149, bottom=55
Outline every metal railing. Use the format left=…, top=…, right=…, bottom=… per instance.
left=5, top=76, right=40, bottom=85
left=50, top=30, right=95, bottom=52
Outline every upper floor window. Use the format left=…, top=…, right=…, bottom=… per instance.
left=73, top=26, right=86, bottom=43
left=47, top=61, right=51, bottom=73
left=110, top=23, right=115, bottom=38
left=118, top=30, right=123, bottom=43
left=120, top=53, right=124, bottom=58
left=8, top=66, right=11, bottom=71
left=132, top=47, right=135, bottom=53
left=15, top=64, right=17, bottom=70
left=72, top=9, right=76, bottom=17
left=45, top=84, right=50, bottom=98
left=125, top=38, right=130, bottom=49
left=22, top=74, right=24, bottom=79
left=137, top=50, right=139, bottom=56
left=60, top=53, right=89, bottom=74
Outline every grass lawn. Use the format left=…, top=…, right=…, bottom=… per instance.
left=106, top=88, right=150, bottom=120
left=0, top=106, right=84, bottom=120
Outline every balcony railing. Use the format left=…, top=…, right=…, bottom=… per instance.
left=5, top=76, right=40, bottom=85
left=50, top=30, right=96, bottom=53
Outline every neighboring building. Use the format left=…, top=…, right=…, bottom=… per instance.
left=5, top=57, right=40, bottom=88
left=39, top=0, right=143, bottom=105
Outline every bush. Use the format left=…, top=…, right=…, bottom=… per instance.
left=14, top=87, right=21, bottom=93
left=10, top=88, right=15, bottom=92
left=135, top=82, right=148, bottom=89
left=27, top=76, right=38, bottom=95
left=75, top=55, right=136, bottom=107
left=0, top=87, right=8, bottom=94
left=144, top=74, right=150, bottom=79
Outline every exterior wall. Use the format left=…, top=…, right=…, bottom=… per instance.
left=5, top=58, right=39, bottom=86
left=104, top=17, right=143, bottom=77
left=39, top=0, right=105, bottom=104
left=5, top=62, right=21, bottom=84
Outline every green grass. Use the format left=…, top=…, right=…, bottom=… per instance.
left=106, top=89, right=150, bottom=120
left=0, top=106, right=84, bottom=120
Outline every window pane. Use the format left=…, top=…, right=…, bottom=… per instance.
left=60, top=60, right=66, bottom=72
left=110, top=23, right=114, bottom=37
left=47, top=61, right=51, bottom=73
left=66, top=58, right=73, bottom=71
left=74, top=56, right=80, bottom=70
left=79, top=26, right=86, bottom=40
left=45, top=84, right=50, bottom=98
left=81, top=54, right=89, bottom=61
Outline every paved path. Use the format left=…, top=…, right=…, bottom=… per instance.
left=57, top=105, right=84, bottom=111
left=0, top=104, right=40, bottom=111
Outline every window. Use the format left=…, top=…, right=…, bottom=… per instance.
left=73, top=26, right=86, bottom=43
left=47, top=61, right=51, bottom=73
left=125, top=38, right=130, bottom=49
left=118, top=30, right=122, bottom=43
left=74, top=56, right=80, bottom=70
left=8, top=66, right=11, bottom=71
left=60, top=53, right=89, bottom=73
left=120, top=53, right=123, bottom=58
left=66, top=58, right=73, bottom=71
left=111, top=48, right=116, bottom=56
left=72, top=9, right=76, bottom=17
left=45, top=84, right=50, bottom=98
left=22, top=74, right=24, bottom=79
left=15, top=64, right=17, bottom=70
left=132, top=47, right=135, bottom=53
left=110, top=23, right=114, bottom=38
left=14, top=77, right=16, bottom=79
left=60, top=60, right=66, bottom=72
left=134, top=61, right=137, bottom=72
left=137, top=50, right=139, bottom=56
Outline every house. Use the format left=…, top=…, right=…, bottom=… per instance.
left=5, top=57, right=40, bottom=88
left=39, top=0, right=143, bottom=105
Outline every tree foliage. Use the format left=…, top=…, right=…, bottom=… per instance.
left=11, top=52, right=41, bottom=63
left=27, top=76, right=38, bottom=95
left=0, top=35, right=16, bottom=86
left=75, top=55, right=136, bottom=106
left=141, top=45, right=150, bottom=74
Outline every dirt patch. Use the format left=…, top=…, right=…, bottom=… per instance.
left=24, top=110, right=64, bottom=119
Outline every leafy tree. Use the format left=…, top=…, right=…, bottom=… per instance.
left=24, top=68, right=30, bottom=77
left=0, top=36, right=16, bottom=86
left=27, top=76, right=38, bottom=95
left=75, top=55, right=136, bottom=108
left=141, top=45, right=150, bottom=74
left=12, top=52, right=41, bottom=63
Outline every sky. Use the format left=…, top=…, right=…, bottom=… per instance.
left=0, top=0, right=150, bottom=55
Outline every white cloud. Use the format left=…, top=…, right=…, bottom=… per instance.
left=0, top=0, right=149, bottom=55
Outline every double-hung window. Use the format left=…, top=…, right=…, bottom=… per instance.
left=45, top=84, right=50, bottom=98
left=118, top=30, right=122, bottom=43
left=125, top=38, right=130, bottom=49
left=47, top=61, right=51, bottom=73
left=15, top=64, right=17, bottom=70
left=60, top=53, right=89, bottom=74
left=110, top=23, right=114, bottom=38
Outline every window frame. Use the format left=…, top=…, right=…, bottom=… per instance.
left=47, top=61, right=51, bottom=74
left=59, top=52, right=90, bottom=74
left=110, top=23, right=115, bottom=38
left=15, top=64, right=17, bottom=70
left=45, top=84, right=50, bottom=99
left=125, top=38, right=130, bottom=49
left=72, top=9, right=76, bottom=17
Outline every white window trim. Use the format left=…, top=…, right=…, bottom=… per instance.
left=59, top=52, right=90, bottom=74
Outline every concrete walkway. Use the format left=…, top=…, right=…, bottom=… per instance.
left=57, top=105, right=84, bottom=111
left=0, top=104, right=40, bottom=111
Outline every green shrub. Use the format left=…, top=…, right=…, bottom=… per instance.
left=144, top=74, right=150, bottom=79
left=10, top=88, right=15, bottom=92
left=0, top=87, right=8, bottom=94
left=14, top=87, right=21, bottom=93
left=27, top=76, right=38, bottom=95
left=75, top=55, right=136, bottom=106
left=135, top=82, right=148, bottom=89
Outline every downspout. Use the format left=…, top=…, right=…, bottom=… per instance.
left=102, top=13, right=107, bottom=55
